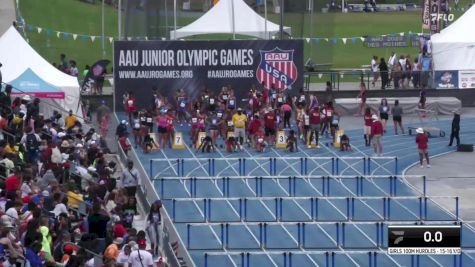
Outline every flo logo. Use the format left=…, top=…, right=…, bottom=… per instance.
left=257, top=47, right=297, bottom=91
left=431, top=13, right=455, bottom=22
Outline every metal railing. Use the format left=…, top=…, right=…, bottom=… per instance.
left=116, top=138, right=194, bottom=267
left=304, top=70, right=432, bottom=91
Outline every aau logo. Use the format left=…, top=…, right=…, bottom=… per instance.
left=256, top=47, right=298, bottom=91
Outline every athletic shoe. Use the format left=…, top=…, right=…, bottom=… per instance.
left=420, top=165, right=424, bottom=168
left=426, top=164, right=431, bottom=168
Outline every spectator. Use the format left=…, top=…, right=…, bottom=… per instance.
left=146, top=200, right=162, bottom=257
left=232, top=108, right=247, bottom=146
left=104, top=237, right=123, bottom=261
left=87, top=202, right=110, bottom=253
left=121, top=160, right=140, bottom=197
left=371, top=56, right=379, bottom=87
left=65, top=109, right=78, bottom=129
left=379, top=58, right=389, bottom=89
left=128, top=239, right=154, bottom=267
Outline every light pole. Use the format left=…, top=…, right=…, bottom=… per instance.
left=118, top=0, right=122, bottom=40
left=102, top=0, right=105, bottom=57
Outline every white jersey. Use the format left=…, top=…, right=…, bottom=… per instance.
left=128, top=250, right=154, bottom=267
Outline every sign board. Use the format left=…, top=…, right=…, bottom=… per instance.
left=430, top=0, right=441, bottom=33
left=196, top=131, right=207, bottom=148
left=114, top=40, right=304, bottom=110
left=276, top=131, right=287, bottom=149
left=434, top=71, right=458, bottom=89
left=458, top=70, right=475, bottom=89
left=365, top=36, right=407, bottom=48
left=172, top=132, right=185, bottom=149
left=422, top=0, right=431, bottom=30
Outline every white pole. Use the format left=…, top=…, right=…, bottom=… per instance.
left=264, top=0, right=268, bottom=39
left=341, top=0, right=344, bottom=12
left=231, top=0, right=236, bottom=39
left=173, top=0, right=177, bottom=40
left=118, top=0, right=122, bottom=40
left=102, top=0, right=106, bottom=57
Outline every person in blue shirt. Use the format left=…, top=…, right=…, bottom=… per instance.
left=420, top=53, right=432, bottom=89
left=25, top=240, right=43, bottom=267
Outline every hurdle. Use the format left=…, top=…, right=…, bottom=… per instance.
left=170, top=196, right=460, bottom=223
left=149, top=156, right=399, bottom=178
left=156, top=175, right=427, bottom=199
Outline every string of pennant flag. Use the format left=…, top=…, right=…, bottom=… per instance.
left=25, top=24, right=426, bottom=44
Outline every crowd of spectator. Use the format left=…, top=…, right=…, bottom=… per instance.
left=0, top=77, right=164, bottom=266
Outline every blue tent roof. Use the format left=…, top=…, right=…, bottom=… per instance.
left=9, top=68, right=64, bottom=98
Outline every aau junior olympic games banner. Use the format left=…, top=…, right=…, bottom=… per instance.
left=113, top=40, right=304, bottom=110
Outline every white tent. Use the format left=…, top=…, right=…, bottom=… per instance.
left=431, top=5, right=475, bottom=71
left=0, top=26, right=84, bottom=119
left=170, top=0, right=291, bottom=39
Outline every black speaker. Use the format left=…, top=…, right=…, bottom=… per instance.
left=457, top=144, right=474, bottom=152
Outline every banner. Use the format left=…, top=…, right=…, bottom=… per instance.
left=365, top=36, right=407, bottom=48
left=422, top=0, right=431, bottom=30
left=430, top=0, right=441, bottom=33
left=458, top=70, right=475, bottom=89
left=114, top=40, right=304, bottom=110
left=434, top=70, right=458, bottom=89
left=81, top=59, right=110, bottom=92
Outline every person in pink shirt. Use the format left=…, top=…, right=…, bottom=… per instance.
left=415, top=128, right=430, bottom=168
left=281, top=102, right=292, bottom=129
left=156, top=109, right=168, bottom=149
left=370, top=114, right=384, bottom=156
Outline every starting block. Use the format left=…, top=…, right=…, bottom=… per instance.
left=334, top=129, right=344, bottom=148
left=196, top=131, right=207, bottom=148
left=276, top=130, right=287, bottom=149
left=172, top=132, right=185, bottom=149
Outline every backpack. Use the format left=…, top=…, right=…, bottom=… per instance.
left=26, top=133, right=39, bottom=151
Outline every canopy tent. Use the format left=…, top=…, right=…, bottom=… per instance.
left=10, top=68, right=65, bottom=99
left=0, top=26, right=84, bottom=118
left=170, top=0, right=291, bottom=39
left=431, top=5, right=475, bottom=71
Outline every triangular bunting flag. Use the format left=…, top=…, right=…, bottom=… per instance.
left=81, top=35, right=87, bottom=42
left=28, top=25, right=33, bottom=32
left=73, top=34, right=78, bottom=40
left=352, top=37, right=356, bottom=43
left=305, top=38, right=310, bottom=43
left=399, top=32, right=405, bottom=36
left=145, top=36, right=148, bottom=41
left=314, top=38, right=320, bottom=44
left=340, top=73, right=344, bottom=78
left=37, top=27, right=42, bottom=34
left=161, top=37, right=166, bottom=41
left=90, top=36, right=96, bottom=42
left=63, top=32, right=69, bottom=39
left=332, top=38, right=337, bottom=44
left=324, top=38, right=329, bottom=42
left=127, top=37, right=132, bottom=41
left=47, top=29, right=52, bottom=37
left=318, top=73, right=323, bottom=79
left=408, top=31, right=413, bottom=36
left=342, top=38, right=347, bottom=44
left=56, top=31, right=61, bottom=38
left=360, top=37, right=365, bottom=42
left=109, top=37, right=114, bottom=43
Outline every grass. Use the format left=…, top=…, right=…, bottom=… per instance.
left=18, top=0, right=470, bottom=75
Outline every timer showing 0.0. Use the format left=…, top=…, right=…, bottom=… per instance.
left=388, top=225, right=461, bottom=248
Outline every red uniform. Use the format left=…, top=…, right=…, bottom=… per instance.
left=264, top=112, right=276, bottom=130
left=126, top=97, right=136, bottom=113
left=416, top=133, right=428, bottom=149
left=364, top=113, right=372, bottom=126
left=5, top=174, right=20, bottom=192
left=310, top=110, right=320, bottom=125
left=248, top=118, right=261, bottom=135
left=371, top=121, right=384, bottom=136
